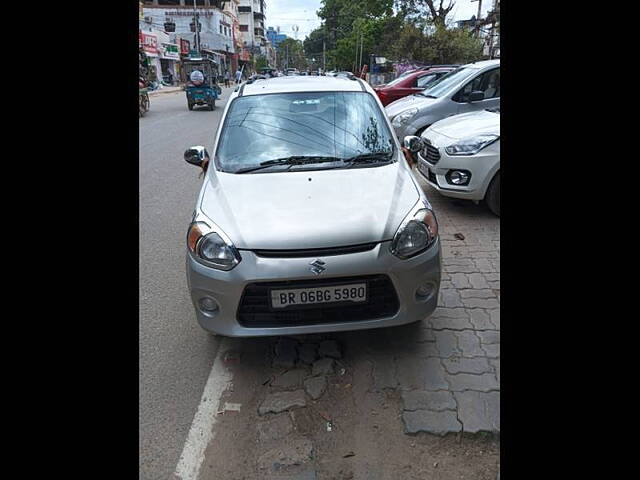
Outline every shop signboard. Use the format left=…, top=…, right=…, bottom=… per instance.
left=180, top=38, right=191, bottom=55
left=141, top=32, right=158, bottom=56
left=161, top=43, right=180, bottom=60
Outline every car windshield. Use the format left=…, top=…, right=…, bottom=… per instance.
left=216, top=91, right=396, bottom=173
left=422, top=67, right=479, bottom=98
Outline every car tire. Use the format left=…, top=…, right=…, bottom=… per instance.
left=485, top=172, right=500, bottom=216
left=188, top=102, right=194, bottom=111
left=209, top=100, right=215, bottom=111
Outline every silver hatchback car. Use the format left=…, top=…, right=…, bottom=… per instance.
left=184, top=76, right=441, bottom=337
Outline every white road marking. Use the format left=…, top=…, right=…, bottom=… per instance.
left=174, top=337, right=233, bottom=480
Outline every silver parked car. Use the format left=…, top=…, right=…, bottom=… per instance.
left=386, top=59, right=500, bottom=139
left=184, top=76, right=441, bottom=337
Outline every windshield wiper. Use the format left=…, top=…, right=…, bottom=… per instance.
left=234, top=155, right=340, bottom=174
left=341, top=151, right=394, bottom=168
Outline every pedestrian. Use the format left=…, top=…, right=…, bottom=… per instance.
left=224, top=71, right=230, bottom=88
left=235, top=69, right=242, bottom=84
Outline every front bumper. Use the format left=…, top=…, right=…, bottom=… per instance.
left=186, top=240, right=441, bottom=337
left=416, top=131, right=500, bottom=201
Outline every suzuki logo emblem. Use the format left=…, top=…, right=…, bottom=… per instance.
left=309, top=259, right=326, bottom=275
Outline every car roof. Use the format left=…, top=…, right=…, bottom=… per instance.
left=240, top=75, right=365, bottom=96
left=464, top=59, right=500, bottom=70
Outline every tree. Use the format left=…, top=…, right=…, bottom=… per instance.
left=277, top=38, right=308, bottom=71
left=254, top=55, right=268, bottom=71
left=396, top=0, right=456, bottom=28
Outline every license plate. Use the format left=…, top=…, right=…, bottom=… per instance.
left=270, top=283, right=367, bottom=309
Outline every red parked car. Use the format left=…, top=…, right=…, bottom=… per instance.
left=374, top=66, right=457, bottom=106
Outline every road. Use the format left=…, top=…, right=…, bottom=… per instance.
left=139, top=86, right=500, bottom=480
left=139, top=87, right=234, bottom=480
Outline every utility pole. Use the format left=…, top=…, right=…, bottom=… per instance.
left=359, top=33, right=363, bottom=75
left=471, top=0, right=483, bottom=38
left=323, top=39, right=326, bottom=72
left=192, top=0, right=200, bottom=53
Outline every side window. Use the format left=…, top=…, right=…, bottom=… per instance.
left=454, top=71, right=488, bottom=102
left=483, top=68, right=500, bottom=99
left=416, top=73, right=437, bottom=88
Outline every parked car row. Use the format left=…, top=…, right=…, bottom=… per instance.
left=385, top=59, right=500, bottom=216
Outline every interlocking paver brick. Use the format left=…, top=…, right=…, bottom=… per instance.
left=462, top=298, right=500, bottom=309
left=441, top=289, right=464, bottom=308
left=489, top=309, right=500, bottom=329
left=429, top=313, right=473, bottom=330
left=455, top=331, right=485, bottom=357
left=433, top=330, right=462, bottom=358
left=446, top=373, right=499, bottom=392
left=454, top=391, right=500, bottom=433
left=490, top=359, right=500, bottom=383
left=468, top=309, right=496, bottom=330
left=450, top=273, right=472, bottom=289
left=482, top=343, right=500, bottom=358
left=442, top=356, right=493, bottom=374
left=460, top=289, right=496, bottom=299
left=468, top=273, right=490, bottom=289
left=403, top=410, right=462, bottom=435
left=477, top=330, right=500, bottom=345
left=423, top=358, right=449, bottom=391
left=401, top=390, right=456, bottom=411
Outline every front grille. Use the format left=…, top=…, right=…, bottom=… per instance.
left=252, top=243, right=377, bottom=258
left=421, top=143, right=441, bottom=164
left=237, top=274, right=400, bottom=328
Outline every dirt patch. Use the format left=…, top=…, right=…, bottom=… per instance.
left=199, top=332, right=499, bottom=480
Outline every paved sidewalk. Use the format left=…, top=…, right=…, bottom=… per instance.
left=393, top=175, right=500, bottom=435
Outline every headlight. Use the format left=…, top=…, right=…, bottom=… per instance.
left=392, top=108, right=418, bottom=127
left=187, top=221, right=241, bottom=271
left=391, top=207, right=439, bottom=259
left=445, top=134, right=499, bottom=156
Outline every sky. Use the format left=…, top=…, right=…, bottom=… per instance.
left=266, top=0, right=496, bottom=40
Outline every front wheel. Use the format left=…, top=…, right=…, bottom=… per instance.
left=485, top=172, right=500, bottom=216
left=188, top=102, right=194, bottom=111
left=209, top=100, right=215, bottom=111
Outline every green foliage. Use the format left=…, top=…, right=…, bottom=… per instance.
left=254, top=55, right=269, bottom=71
left=390, top=23, right=483, bottom=64
left=277, top=38, right=308, bottom=71
left=311, top=0, right=483, bottom=71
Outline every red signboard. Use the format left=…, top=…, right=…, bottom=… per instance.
left=180, top=38, right=191, bottom=55
left=141, top=32, right=158, bottom=55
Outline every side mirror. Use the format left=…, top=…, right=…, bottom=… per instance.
left=184, top=146, right=209, bottom=168
left=403, top=135, right=423, bottom=154
left=468, top=90, right=485, bottom=102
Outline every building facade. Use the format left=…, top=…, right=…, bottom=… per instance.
left=266, top=26, right=287, bottom=49
left=142, top=0, right=237, bottom=78
left=238, top=0, right=267, bottom=57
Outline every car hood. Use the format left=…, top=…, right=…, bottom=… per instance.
left=428, top=110, right=500, bottom=140
left=385, top=95, right=439, bottom=118
left=199, top=162, right=420, bottom=250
